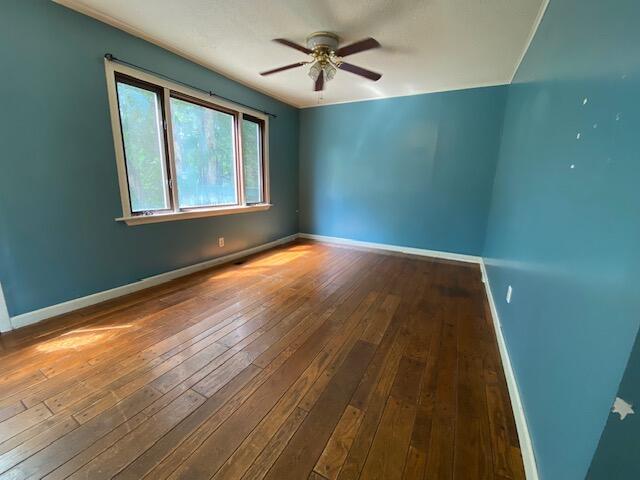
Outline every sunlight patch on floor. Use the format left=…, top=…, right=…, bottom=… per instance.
left=36, top=333, right=107, bottom=353
left=61, top=324, right=133, bottom=336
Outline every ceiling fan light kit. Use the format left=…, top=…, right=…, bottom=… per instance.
left=260, top=32, right=382, bottom=92
left=308, top=61, right=335, bottom=82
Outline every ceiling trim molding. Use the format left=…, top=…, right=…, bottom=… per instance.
left=510, top=0, right=550, bottom=82
left=300, top=80, right=509, bottom=109
left=52, top=0, right=298, bottom=108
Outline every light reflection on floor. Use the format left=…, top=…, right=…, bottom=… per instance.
left=36, top=324, right=134, bottom=353
left=33, top=244, right=314, bottom=353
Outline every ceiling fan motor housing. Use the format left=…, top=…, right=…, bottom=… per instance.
left=261, top=34, right=382, bottom=90
left=307, top=32, right=339, bottom=53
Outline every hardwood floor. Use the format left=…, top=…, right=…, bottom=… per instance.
left=0, top=240, right=524, bottom=479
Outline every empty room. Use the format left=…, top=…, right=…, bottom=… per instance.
left=0, top=0, right=638, bottom=479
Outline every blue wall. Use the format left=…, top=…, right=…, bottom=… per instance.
left=483, top=0, right=640, bottom=478
left=299, top=86, right=507, bottom=256
left=0, top=1, right=299, bottom=317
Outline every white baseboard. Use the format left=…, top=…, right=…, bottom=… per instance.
left=0, top=283, right=11, bottom=333
left=8, top=234, right=299, bottom=331
left=298, top=233, right=482, bottom=264
left=480, top=260, right=538, bottom=480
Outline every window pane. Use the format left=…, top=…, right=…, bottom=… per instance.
left=170, top=97, right=237, bottom=208
left=242, top=119, right=263, bottom=204
left=116, top=81, right=169, bottom=212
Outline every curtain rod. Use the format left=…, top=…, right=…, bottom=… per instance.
left=104, top=53, right=277, bottom=118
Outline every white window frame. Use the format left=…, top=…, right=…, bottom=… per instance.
left=104, top=59, right=271, bottom=226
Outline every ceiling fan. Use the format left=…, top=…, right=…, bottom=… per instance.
left=260, top=32, right=382, bottom=91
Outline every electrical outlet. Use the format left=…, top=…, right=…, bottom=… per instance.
left=506, top=285, right=513, bottom=304
left=218, top=237, right=224, bottom=248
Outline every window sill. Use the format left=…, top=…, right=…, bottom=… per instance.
left=116, top=203, right=272, bottom=226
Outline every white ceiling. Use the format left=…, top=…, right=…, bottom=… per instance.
left=55, top=0, right=547, bottom=108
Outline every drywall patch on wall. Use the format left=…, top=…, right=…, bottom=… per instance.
left=588, top=332, right=640, bottom=478
left=611, top=397, right=634, bottom=421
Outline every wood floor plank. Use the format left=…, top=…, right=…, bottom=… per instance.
left=44, top=413, right=149, bottom=480
left=359, top=396, right=416, bottom=480
left=424, top=417, right=456, bottom=480
left=402, top=406, right=431, bottom=479
left=296, top=289, right=380, bottom=413
left=67, top=390, right=205, bottom=479
left=192, top=351, right=253, bottom=397
left=424, top=315, right=458, bottom=480
left=313, top=405, right=364, bottom=480
left=337, top=319, right=409, bottom=480
left=359, top=295, right=401, bottom=346
left=402, top=321, right=443, bottom=478
left=486, top=383, right=518, bottom=479
left=263, top=340, right=376, bottom=480
left=297, top=258, right=405, bottom=414
left=0, top=403, right=52, bottom=444
left=240, top=407, right=308, bottom=480
left=150, top=342, right=230, bottom=395
left=454, top=295, right=495, bottom=480
left=0, top=386, right=162, bottom=479
left=0, top=404, right=25, bottom=424
left=359, top=335, right=425, bottom=480
left=0, top=410, right=75, bottom=456
left=389, top=356, right=425, bottom=406
left=110, top=365, right=262, bottom=480
left=0, top=415, right=77, bottom=474
left=335, top=259, right=424, bottom=480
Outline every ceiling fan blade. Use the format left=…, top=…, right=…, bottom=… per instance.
left=338, top=62, right=382, bottom=81
left=260, top=62, right=307, bottom=76
left=314, top=70, right=325, bottom=91
left=273, top=38, right=312, bottom=55
left=336, top=37, right=380, bottom=57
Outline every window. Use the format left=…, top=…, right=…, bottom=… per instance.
left=116, top=79, right=171, bottom=213
left=105, top=62, right=270, bottom=225
left=170, top=96, right=237, bottom=208
left=241, top=116, right=265, bottom=205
